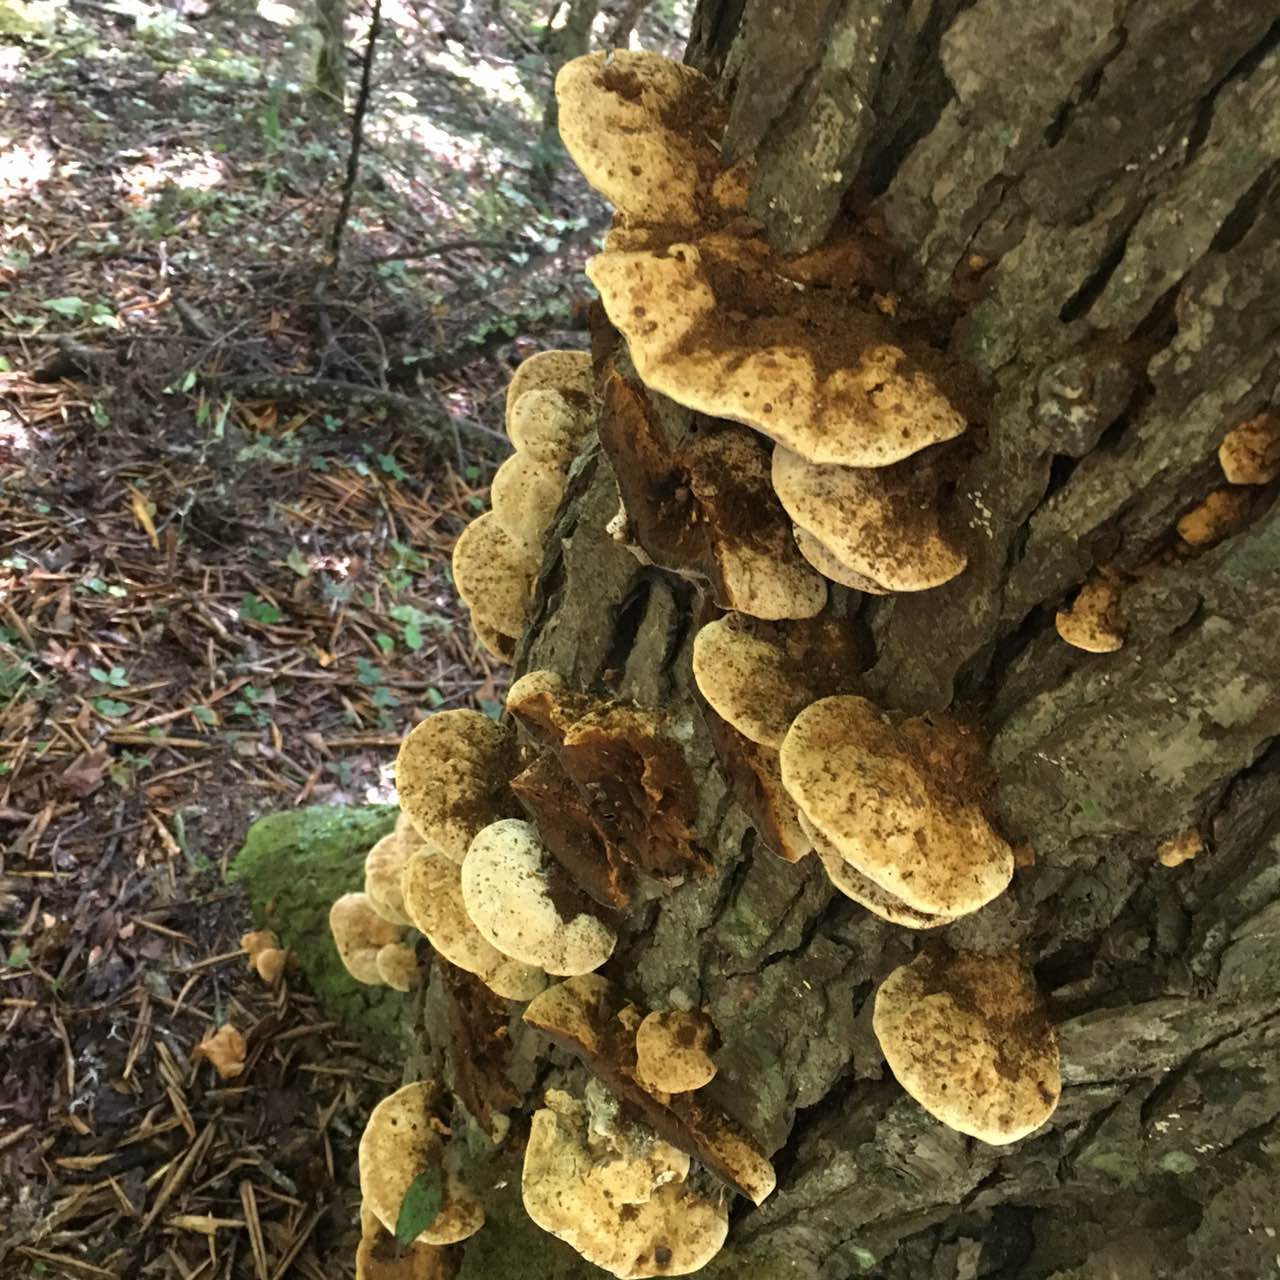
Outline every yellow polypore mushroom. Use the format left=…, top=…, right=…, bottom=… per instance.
left=1054, top=578, right=1126, bottom=653
left=771, top=446, right=967, bottom=592
left=508, top=388, right=594, bottom=467
left=451, top=511, right=538, bottom=641
left=395, top=710, right=518, bottom=862
left=780, top=696, right=1013, bottom=919
left=634, top=1011, right=717, bottom=1095
left=401, top=843, right=546, bottom=1001
left=358, top=1082, right=485, bottom=1246
left=872, top=948, right=1061, bottom=1145
left=1157, top=828, right=1203, bottom=868
left=490, top=450, right=566, bottom=561
left=505, top=349, right=593, bottom=422
left=522, top=1086, right=729, bottom=1278
left=356, top=1203, right=452, bottom=1280
left=329, top=893, right=408, bottom=986
left=461, top=819, right=617, bottom=976
left=1218, top=412, right=1280, bottom=485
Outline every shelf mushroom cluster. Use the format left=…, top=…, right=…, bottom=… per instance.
left=452, top=350, right=596, bottom=661
left=555, top=49, right=975, bottom=607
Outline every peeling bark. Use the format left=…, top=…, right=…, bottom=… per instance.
left=410, top=5, right=1280, bottom=1276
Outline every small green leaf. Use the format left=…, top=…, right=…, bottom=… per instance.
left=355, top=656, right=383, bottom=686
left=394, top=1169, right=443, bottom=1247
left=90, top=402, right=110, bottom=426
left=426, top=686, right=445, bottom=708
left=375, top=632, right=395, bottom=655
left=42, top=295, right=87, bottom=317
left=193, top=706, right=216, bottom=725
left=378, top=452, right=407, bottom=481
left=239, top=593, right=282, bottom=624
left=181, top=370, right=198, bottom=391
left=94, top=697, right=131, bottom=718
left=479, top=698, right=503, bottom=722
left=285, top=547, right=311, bottom=578
left=6, top=944, right=31, bottom=967
left=403, top=620, right=423, bottom=651
left=107, top=584, right=127, bottom=598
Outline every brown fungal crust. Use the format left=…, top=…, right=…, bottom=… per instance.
left=588, top=234, right=973, bottom=469
left=510, top=751, right=633, bottom=908
left=780, top=696, right=1013, bottom=918
left=451, top=511, right=539, bottom=639
left=872, top=947, right=1061, bottom=1145
left=395, top=710, right=520, bottom=862
left=598, top=370, right=826, bottom=619
left=507, top=672, right=710, bottom=884
left=1054, top=577, right=1126, bottom=653
left=440, top=958, right=521, bottom=1138
left=691, top=612, right=864, bottom=749
left=1218, top=411, right=1280, bottom=485
left=523, top=975, right=776, bottom=1206
left=700, top=703, right=812, bottom=864
left=771, top=446, right=967, bottom=592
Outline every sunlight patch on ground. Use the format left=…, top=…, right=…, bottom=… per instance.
left=0, top=137, right=53, bottom=199
left=255, top=0, right=300, bottom=26
left=0, top=406, right=35, bottom=461
left=119, top=149, right=226, bottom=203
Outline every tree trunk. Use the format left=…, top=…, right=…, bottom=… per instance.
left=312, top=0, right=347, bottom=109
left=417, top=4, right=1280, bottom=1277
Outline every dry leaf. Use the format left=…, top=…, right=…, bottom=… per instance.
left=60, top=747, right=111, bottom=799
left=194, top=1024, right=247, bottom=1079
left=128, top=484, right=160, bottom=550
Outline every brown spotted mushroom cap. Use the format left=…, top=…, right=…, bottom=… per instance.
left=780, top=696, right=1013, bottom=918
left=358, top=1082, right=485, bottom=1246
left=1219, top=412, right=1280, bottom=485
left=395, top=710, right=518, bottom=862
left=1177, top=488, right=1251, bottom=548
left=522, top=1086, right=728, bottom=1279
left=508, top=388, right=594, bottom=467
left=771, top=446, right=966, bottom=592
left=1054, top=578, right=1126, bottom=653
left=691, top=613, right=861, bottom=749
left=872, top=948, right=1061, bottom=1144
left=635, top=1011, right=717, bottom=1095
left=461, top=819, right=616, bottom=976
left=792, top=524, right=890, bottom=594
left=401, top=844, right=546, bottom=1001
left=374, top=942, right=418, bottom=992
left=451, top=511, right=538, bottom=639
left=587, top=236, right=969, bottom=468
left=329, top=893, right=408, bottom=986
left=490, top=450, right=566, bottom=561
left=505, top=349, right=593, bottom=420
left=356, top=1203, right=452, bottom=1280
left=364, top=832, right=414, bottom=926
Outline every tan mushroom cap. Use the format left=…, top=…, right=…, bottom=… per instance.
left=771, top=447, right=966, bottom=592
left=1157, top=828, right=1203, bottom=868
left=1219, top=412, right=1280, bottom=485
left=359, top=1082, right=485, bottom=1246
left=793, top=525, right=890, bottom=594
left=508, top=388, right=594, bottom=467
left=451, top=511, right=538, bottom=639
left=522, top=1087, right=728, bottom=1279
left=505, top=669, right=601, bottom=744
left=872, top=948, right=1061, bottom=1145
left=691, top=613, right=859, bottom=749
left=1055, top=578, right=1126, bottom=653
left=401, top=844, right=546, bottom=1001
left=365, top=832, right=414, bottom=926
left=555, top=51, right=725, bottom=228
left=505, top=350, right=593, bottom=421
left=798, top=811, right=957, bottom=930
left=684, top=429, right=827, bottom=620
left=587, top=239, right=968, bottom=468
left=461, top=819, right=616, bottom=976
left=253, top=948, right=288, bottom=983
left=779, top=696, right=1013, bottom=918
left=356, top=1204, right=452, bottom=1280
left=490, top=451, right=566, bottom=561
left=635, top=1011, right=717, bottom=1094
left=329, top=893, right=407, bottom=986
left=375, top=942, right=418, bottom=992
left=395, top=710, right=517, bottom=863
left=472, top=614, right=517, bottom=664
left=1177, top=487, right=1251, bottom=548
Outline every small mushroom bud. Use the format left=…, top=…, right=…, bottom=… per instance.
left=1218, top=412, right=1280, bottom=485
left=1055, top=577, right=1126, bottom=653
left=635, top=1011, right=717, bottom=1095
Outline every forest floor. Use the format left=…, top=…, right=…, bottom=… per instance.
left=0, top=1, right=684, bottom=1274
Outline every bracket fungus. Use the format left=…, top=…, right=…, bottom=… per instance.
left=504, top=348, right=593, bottom=418
left=634, top=1011, right=717, bottom=1095
left=1219, top=411, right=1280, bottom=485
left=461, top=818, right=618, bottom=976
left=599, top=372, right=826, bottom=620
left=358, top=1081, right=485, bottom=1246
left=507, top=387, right=595, bottom=466
left=771, top=446, right=967, bottom=593
left=692, top=612, right=863, bottom=749
left=490, top=450, right=568, bottom=561
left=1054, top=577, right=1126, bottom=653
left=374, top=942, right=418, bottom=992
left=524, top=974, right=776, bottom=1206
left=330, top=893, right=409, bottom=987
left=365, top=828, right=416, bottom=927
left=395, top=710, right=519, bottom=863
left=523, top=1086, right=729, bottom=1278
left=792, top=525, right=891, bottom=594
left=356, top=1204, right=452, bottom=1280
left=1176, top=487, right=1252, bottom=548
left=872, top=948, right=1061, bottom=1145
left=780, top=696, right=1013, bottom=919
left=401, top=843, right=546, bottom=1001
left=451, top=511, right=539, bottom=645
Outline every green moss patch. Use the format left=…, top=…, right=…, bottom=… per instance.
left=229, top=805, right=402, bottom=1044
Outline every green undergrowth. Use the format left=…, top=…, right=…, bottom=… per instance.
left=229, top=804, right=401, bottom=1045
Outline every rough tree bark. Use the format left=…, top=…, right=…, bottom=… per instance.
left=411, top=4, right=1280, bottom=1277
